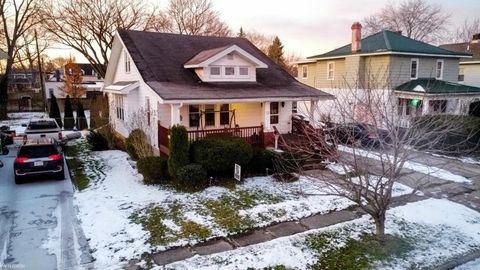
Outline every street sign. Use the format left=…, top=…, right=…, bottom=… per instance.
left=234, top=164, right=241, bottom=181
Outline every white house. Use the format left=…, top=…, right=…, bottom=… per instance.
left=103, top=30, right=333, bottom=155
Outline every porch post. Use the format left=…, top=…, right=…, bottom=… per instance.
left=422, top=99, right=429, bottom=115
left=171, top=103, right=182, bottom=126
left=310, top=99, right=318, bottom=128
left=263, top=101, right=271, bottom=131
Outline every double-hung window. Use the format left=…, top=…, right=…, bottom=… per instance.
left=146, top=97, right=151, bottom=126
left=220, top=104, right=230, bottom=125
left=270, top=102, right=279, bottom=124
left=125, top=51, right=131, bottom=73
left=115, top=95, right=124, bottom=121
left=436, top=60, right=444, bottom=79
left=205, top=105, right=215, bottom=126
left=327, top=62, right=335, bottom=80
left=189, top=105, right=200, bottom=127
left=302, top=66, right=308, bottom=79
left=410, top=59, right=419, bottom=79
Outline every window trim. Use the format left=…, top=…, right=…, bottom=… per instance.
left=115, top=95, right=124, bottom=121
left=436, top=59, right=444, bottom=79
left=327, top=61, right=335, bottom=80
left=145, top=97, right=151, bottom=126
left=302, top=66, right=308, bottom=79
left=410, top=58, right=419, bottom=79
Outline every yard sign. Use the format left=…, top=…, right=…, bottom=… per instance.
left=234, top=163, right=241, bottom=181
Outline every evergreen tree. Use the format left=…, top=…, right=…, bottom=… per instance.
left=49, top=93, right=63, bottom=128
left=76, top=102, right=88, bottom=130
left=168, top=125, right=189, bottom=178
left=63, top=95, right=75, bottom=130
left=238, top=27, right=246, bottom=38
left=267, top=36, right=286, bottom=68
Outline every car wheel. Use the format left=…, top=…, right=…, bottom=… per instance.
left=15, top=175, right=23, bottom=184
left=55, top=170, right=65, bottom=180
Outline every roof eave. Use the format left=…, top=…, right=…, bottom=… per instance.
left=305, top=51, right=471, bottom=62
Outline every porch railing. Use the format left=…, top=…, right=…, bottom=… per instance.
left=187, top=125, right=264, bottom=146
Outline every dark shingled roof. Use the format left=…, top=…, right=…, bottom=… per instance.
left=395, top=78, right=480, bottom=94
left=439, top=42, right=480, bottom=62
left=308, top=30, right=471, bottom=59
left=118, top=30, right=332, bottom=101
left=184, top=45, right=231, bottom=66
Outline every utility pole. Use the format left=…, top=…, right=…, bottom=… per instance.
left=35, top=30, right=47, bottom=113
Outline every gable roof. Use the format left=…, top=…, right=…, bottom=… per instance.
left=117, top=30, right=332, bottom=101
left=439, top=42, right=480, bottom=63
left=307, top=30, right=471, bottom=60
left=395, top=78, right=480, bottom=94
left=184, top=44, right=268, bottom=68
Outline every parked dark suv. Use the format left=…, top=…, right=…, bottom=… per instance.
left=14, top=138, right=64, bottom=184
left=332, top=123, right=390, bottom=148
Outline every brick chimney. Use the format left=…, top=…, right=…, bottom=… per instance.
left=351, top=22, right=362, bottom=53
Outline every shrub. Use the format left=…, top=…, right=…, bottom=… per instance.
left=86, top=130, right=109, bottom=151
left=137, top=156, right=170, bottom=185
left=126, top=129, right=153, bottom=160
left=247, top=148, right=276, bottom=175
left=76, top=102, right=89, bottom=130
left=412, top=115, right=480, bottom=154
left=168, top=125, right=189, bottom=178
left=176, top=164, right=208, bottom=189
left=191, top=137, right=253, bottom=176
left=49, top=93, right=63, bottom=128
left=64, top=95, right=74, bottom=130
left=273, top=151, right=304, bottom=174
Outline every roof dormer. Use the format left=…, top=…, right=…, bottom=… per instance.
left=184, top=45, right=268, bottom=82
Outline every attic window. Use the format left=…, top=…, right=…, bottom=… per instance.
left=210, top=66, right=221, bottom=76
left=239, top=67, right=249, bottom=76
left=227, top=53, right=234, bottom=60
left=225, top=67, right=235, bottom=76
left=125, top=51, right=131, bottom=73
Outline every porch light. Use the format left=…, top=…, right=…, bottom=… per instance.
left=411, top=99, right=422, bottom=107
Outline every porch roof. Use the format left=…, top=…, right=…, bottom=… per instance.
left=147, top=81, right=333, bottom=103
left=395, top=78, right=480, bottom=95
left=103, top=81, right=139, bottom=94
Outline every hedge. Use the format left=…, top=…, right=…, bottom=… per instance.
left=137, top=156, right=170, bottom=185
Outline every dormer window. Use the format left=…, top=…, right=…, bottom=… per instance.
left=239, top=67, right=249, bottom=76
left=184, top=44, right=268, bottom=82
left=225, top=67, right=235, bottom=76
left=210, top=66, right=221, bottom=76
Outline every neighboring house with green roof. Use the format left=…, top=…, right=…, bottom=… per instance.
left=297, top=22, right=480, bottom=126
left=440, top=34, right=480, bottom=89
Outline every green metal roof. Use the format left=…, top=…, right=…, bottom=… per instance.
left=395, top=78, right=480, bottom=94
left=308, top=30, right=471, bottom=59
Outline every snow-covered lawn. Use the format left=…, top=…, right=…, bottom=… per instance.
left=166, top=198, right=480, bottom=270
left=338, top=145, right=472, bottom=184
left=71, top=140, right=416, bottom=269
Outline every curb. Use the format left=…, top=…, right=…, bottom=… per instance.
left=432, top=250, right=480, bottom=270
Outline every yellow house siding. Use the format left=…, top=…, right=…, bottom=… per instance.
left=313, top=59, right=346, bottom=88
left=363, top=55, right=391, bottom=88
left=461, top=63, right=480, bottom=87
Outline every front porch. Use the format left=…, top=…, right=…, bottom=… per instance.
left=157, top=100, right=317, bottom=155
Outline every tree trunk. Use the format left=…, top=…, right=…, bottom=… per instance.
left=0, top=74, right=9, bottom=120
left=374, top=213, right=386, bottom=244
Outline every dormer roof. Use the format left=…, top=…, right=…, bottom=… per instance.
left=184, top=44, right=268, bottom=68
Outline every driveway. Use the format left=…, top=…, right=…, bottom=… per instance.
left=0, top=145, right=93, bottom=270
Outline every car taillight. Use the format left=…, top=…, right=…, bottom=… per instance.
left=58, top=132, right=63, bottom=140
left=15, top=157, right=29, bottom=163
left=48, top=154, right=62, bottom=161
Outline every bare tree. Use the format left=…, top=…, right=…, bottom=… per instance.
left=61, top=62, right=86, bottom=100
left=42, top=0, right=158, bottom=78
left=363, top=0, right=450, bottom=44
left=453, top=18, right=480, bottom=43
left=150, top=0, right=231, bottom=37
left=243, top=30, right=274, bottom=54
left=281, top=69, right=473, bottom=243
left=0, top=0, right=42, bottom=119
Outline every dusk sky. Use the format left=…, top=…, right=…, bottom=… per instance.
left=47, top=0, right=480, bottom=61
